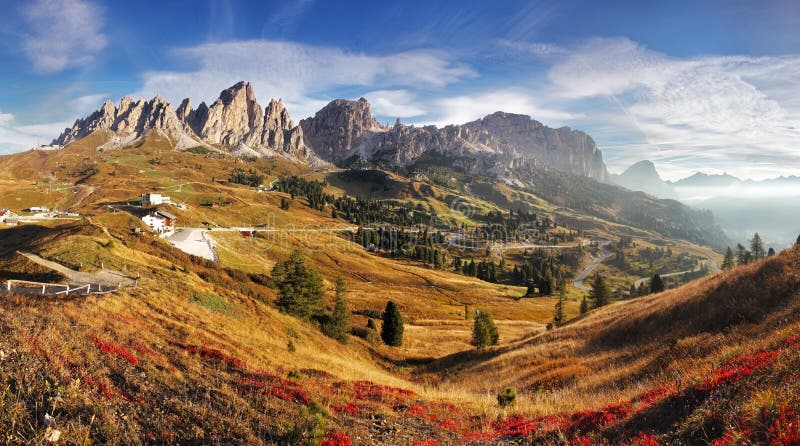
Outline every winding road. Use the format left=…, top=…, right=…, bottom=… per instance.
left=572, top=241, right=613, bottom=292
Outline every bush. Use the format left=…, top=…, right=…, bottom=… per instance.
left=497, top=387, right=516, bottom=407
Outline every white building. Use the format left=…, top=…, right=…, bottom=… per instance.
left=142, top=210, right=176, bottom=237
left=141, top=193, right=171, bottom=206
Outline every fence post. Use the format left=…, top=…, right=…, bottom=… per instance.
left=6, top=280, right=11, bottom=291
left=42, top=284, right=46, bottom=294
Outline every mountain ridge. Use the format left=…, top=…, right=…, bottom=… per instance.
left=51, top=81, right=609, bottom=182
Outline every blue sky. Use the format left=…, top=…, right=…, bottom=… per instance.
left=0, top=0, right=799, bottom=180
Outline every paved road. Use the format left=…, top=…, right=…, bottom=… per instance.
left=572, top=241, right=613, bottom=292
left=633, top=259, right=716, bottom=287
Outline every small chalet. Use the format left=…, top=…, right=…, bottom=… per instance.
left=141, top=193, right=171, bottom=206
left=142, top=209, right=176, bottom=237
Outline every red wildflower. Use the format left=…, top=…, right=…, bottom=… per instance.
left=93, top=337, right=139, bottom=366
left=320, top=430, right=352, bottom=446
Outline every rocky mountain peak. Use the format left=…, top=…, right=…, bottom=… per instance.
left=611, top=160, right=677, bottom=199
left=299, top=98, right=385, bottom=162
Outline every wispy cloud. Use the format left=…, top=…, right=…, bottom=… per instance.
left=423, top=89, right=583, bottom=128
left=543, top=37, right=800, bottom=180
left=20, top=0, right=107, bottom=74
left=362, top=90, right=426, bottom=119
left=264, top=0, right=314, bottom=35
left=135, top=40, right=476, bottom=119
left=0, top=110, right=70, bottom=153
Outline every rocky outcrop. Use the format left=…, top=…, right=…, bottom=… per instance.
left=299, top=98, right=385, bottom=162
left=300, top=101, right=608, bottom=181
left=52, top=82, right=315, bottom=163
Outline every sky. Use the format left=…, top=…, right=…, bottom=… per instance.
left=0, top=0, right=798, bottom=181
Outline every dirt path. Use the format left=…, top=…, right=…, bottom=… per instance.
left=18, top=251, right=136, bottom=287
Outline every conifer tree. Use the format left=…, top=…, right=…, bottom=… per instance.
left=553, top=291, right=566, bottom=327
left=381, top=301, right=404, bottom=346
left=629, top=283, right=637, bottom=297
left=323, top=278, right=351, bottom=343
left=767, top=247, right=776, bottom=257
left=589, top=273, right=611, bottom=308
left=750, top=233, right=765, bottom=260
left=736, top=243, right=750, bottom=266
left=650, top=273, right=665, bottom=293
left=722, top=246, right=735, bottom=269
left=579, top=297, right=589, bottom=315
left=472, top=310, right=499, bottom=348
left=272, top=249, right=323, bottom=320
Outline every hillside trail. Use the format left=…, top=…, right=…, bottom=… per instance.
left=17, top=251, right=136, bottom=287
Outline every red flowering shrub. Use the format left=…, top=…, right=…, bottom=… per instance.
left=568, top=402, right=632, bottom=434
left=93, top=337, right=139, bottom=366
left=696, top=350, right=781, bottom=392
left=83, top=376, right=120, bottom=399
left=630, top=432, right=660, bottom=445
left=412, top=440, right=439, bottom=446
left=331, top=402, right=363, bottom=416
left=767, top=405, right=800, bottom=445
left=320, top=430, right=352, bottom=446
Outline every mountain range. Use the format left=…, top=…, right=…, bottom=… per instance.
left=51, top=81, right=608, bottom=182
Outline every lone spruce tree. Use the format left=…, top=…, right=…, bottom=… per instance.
left=650, top=273, right=665, bottom=293
left=323, top=278, right=351, bottom=343
left=272, top=249, right=323, bottom=320
left=472, top=310, right=499, bottom=348
left=589, top=273, right=611, bottom=308
left=553, top=291, right=566, bottom=327
left=750, top=233, right=766, bottom=260
left=381, top=301, right=404, bottom=346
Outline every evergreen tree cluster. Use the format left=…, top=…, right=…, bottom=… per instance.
left=228, top=168, right=265, bottom=187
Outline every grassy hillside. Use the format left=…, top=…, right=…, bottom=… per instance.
left=0, top=135, right=778, bottom=445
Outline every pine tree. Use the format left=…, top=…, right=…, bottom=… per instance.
left=272, top=249, right=323, bottom=320
left=323, top=278, right=351, bottom=343
left=722, top=246, right=735, bottom=269
left=750, top=233, right=765, bottom=260
left=381, top=301, right=404, bottom=346
left=471, top=310, right=499, bottom=348
left=736, top=243, right=750, bottom=266
left=768, top=247, right=776, bottom=257
left=629, top=283, right=637, bottom=298
left=589, top=273, right=611, bottom=308
left=579, top=297, right=589, bottom=315
left=553, top=291, right=566, bottom=327
left=650, top=273, right=665, bottom=293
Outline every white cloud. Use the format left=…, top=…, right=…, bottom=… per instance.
left=136, top=40, right=476, bottom=120
left=69, top=93, right=111, bottom=116
left=362, top=90, right=426, bottom=118
left=423, top=89, right=583, bottom=127
left=0, top=111, right=70, bottom=153
left=20, top=0, right=108, bottom=74
left=545, top=37, right=800, bottom=180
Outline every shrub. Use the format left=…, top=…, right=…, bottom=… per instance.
left=497, top=387, right=516, bottom=407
